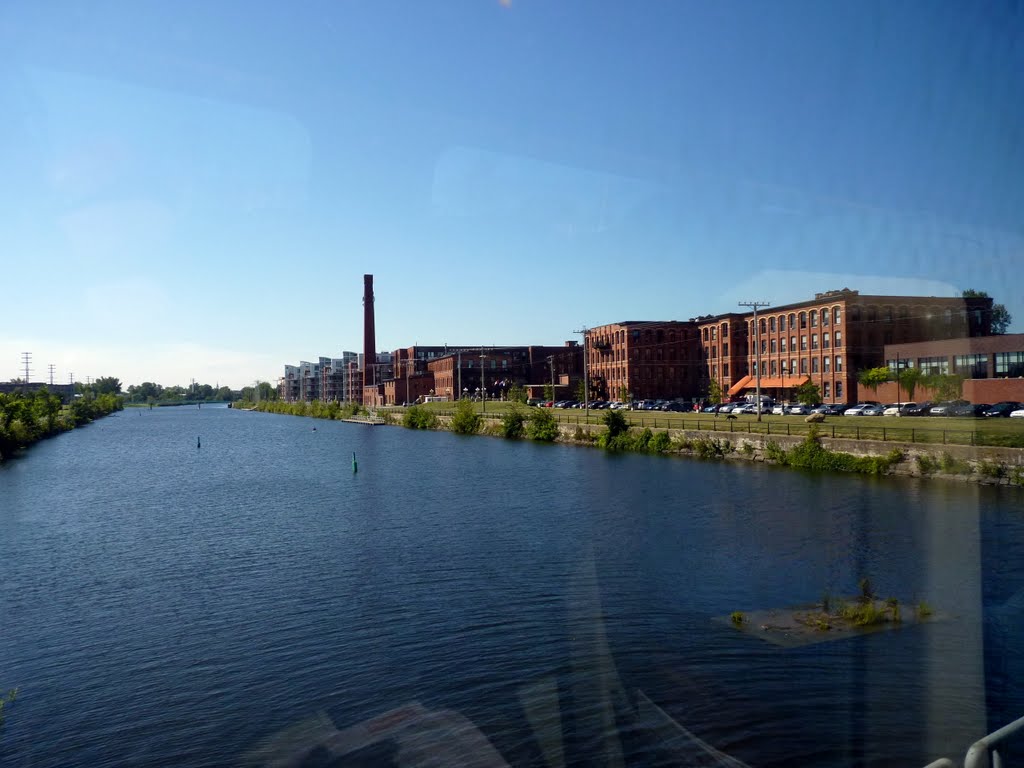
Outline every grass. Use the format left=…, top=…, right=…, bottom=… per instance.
left=380, top=403, right=1024, bottom=449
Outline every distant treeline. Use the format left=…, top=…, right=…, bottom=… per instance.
left=0, top=388, right=123, bottom=461
left=237, top=400, right=363, bottom=419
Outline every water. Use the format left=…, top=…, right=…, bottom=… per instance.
left=1, top=406, right=1022, bottom=767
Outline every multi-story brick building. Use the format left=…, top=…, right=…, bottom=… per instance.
left=586, top=321, right=700, bottom=402
left=694, top=313, right=749, bottom=402
left=428, top=344, right=584, bottom=401
left=726, top=289, right=993, bottom=404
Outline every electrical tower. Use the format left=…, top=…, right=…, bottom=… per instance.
left=48, top=364, right=56, bottom=385
left=21, top=352, right=32, bottom=383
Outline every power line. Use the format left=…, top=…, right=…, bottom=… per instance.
left=21, top=352, right=32, bottom=383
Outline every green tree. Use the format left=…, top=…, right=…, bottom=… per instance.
left=858, top=367, right=891, bottom=397
left=506, top=382, right=527, bottom=404
left=795, top=381, right=821, bottom=407
left=449, top=398, right=482, bottom=435
left=962, top=289, right=1012, bottom=334
left=602, top=408, right=629, bottom=439
left=618, top=385, right=629, bottom=404
left=575, top=379, right=586, bottom=402
left=543, top=383, right=554, bottom=402
left=256, top=381, right=278, bottom=402
left=214, top=386, right=234, bottom=402
left=93, top=377, right=122, bottom=395
left=707, top=378, right=723, bottom=406
left=897, top=367, right=923, bottom=402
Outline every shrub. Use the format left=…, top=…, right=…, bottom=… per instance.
left=402, top=406, right=438, bottom=430
left=449, top=399, right=482, bottom=435
left=602, top=408, right=629, bottom=438
left=649, top=431, right=672, bottom=453
left=500, top=407, right=526, bottom=439
left=940, top=452, right=973, bottom=475
left=763, top=440, right=788, bottom=464
left=916, top=454, right=938, bottom=474
left=730, top=611, right=746, bottom=626
left=978, top=461, right=1006, bottom=479
left=527, top=408, right=559, bottom=442
left=693, top=437, right=731, bottom=459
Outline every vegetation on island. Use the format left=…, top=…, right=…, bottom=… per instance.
left=0, top=687, right=19, bottom=732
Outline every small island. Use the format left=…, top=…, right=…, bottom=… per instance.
left=718, top=580, right=942, bottom=648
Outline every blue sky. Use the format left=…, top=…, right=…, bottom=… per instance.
left=2, top=1, right=1022, bottom=388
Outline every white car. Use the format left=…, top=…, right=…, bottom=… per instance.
left=844, top=403, right=874, bottom=416
left=882, top=404, right=901, bottom=416
left=771, top=404, right=786, bottom=415
left=1010, top=408, right=1024, bottom=418
left=786, top=404, right=810, bottom=415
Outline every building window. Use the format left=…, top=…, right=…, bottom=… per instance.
left=781, top=338, right=787, bottom=353
left=811, top=334, right=818, bottom=350
left=836, top=355, right=843, bottom=372
left=788, top=313, right=796, bottom=329
left=779, top=315, right=786, bottom=331
left=955, top=354, right=988, bottom=379
left=791, top=358, right=797, bottom=374
left=781, top=359, right=788, bottom=374
left=824, top=381, right=831, bottom=398
left=835, top=331, right=842, bottom=346
left=770, top=316, right=776, bottom=332
left=812, top=357, right=819, bottom=373
left=822, top=310, right=829, bottom=327
left=761, top=340, right=767, bottom=354
left=723, top=363, right=729, bottom=377
left=919, top=356, right=949, bottom=376
left=723, top=343, right=729, bottom=356
left=800, top=358, right=808, bottom=374
left=770, top=338, right=777, bottom=353
left=770, top=360, right=777, bottom=375
left=837, top=380, right=843, bottom=399
left=810, top=310, right=818, bottom=328
left=800, top=335, right=808, bottom=351
left=833, top=306, right=841, bottom=324
left=824, top=356, right=831, bottom=372
left=790, top=335, right=796, bottom=352
left=711, top=327, right=717, bottom=341
left=995, top=352, right=1024, bottom=377
left=823, top=332, right=830, bottom=349
left=800, top=312, right=807, bottom=329
left=850, top=305, right=861, bottom=321
left=760, top=318, right=767, bottom=335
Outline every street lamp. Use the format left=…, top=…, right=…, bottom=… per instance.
left=574, top=326, right=589, bottom=414
left=480, top=349, right=487, bottom=414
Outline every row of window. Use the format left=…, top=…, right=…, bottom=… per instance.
left=751, top=332, right=843, bottom=355
left=750, top=356, right=844, bottom=375
left=750, top=306, right=842, bottom=336
left=883, top=352, right=1024, bottom=380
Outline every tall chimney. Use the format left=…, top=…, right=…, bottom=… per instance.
left=362, top=274, right=376, bottom=403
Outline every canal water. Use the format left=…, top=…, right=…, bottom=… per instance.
left=1, top=405, right=1022, bottom=767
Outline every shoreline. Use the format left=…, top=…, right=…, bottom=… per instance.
left=238, top=404, right=1024, bottom=488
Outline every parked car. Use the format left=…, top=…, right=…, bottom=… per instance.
left=902, top=401, right=934, bottom=416
left=786, top=404, right=810, bottom=415
left=526, top=398, right=544, bottom=406
left=661, top=402, right=685, bottom=412
left=860, top=404, right=885, bottom=416
left=732, top=403, right=760, bottom=415
left=948, top=402, right=990, bottom=418
left=844, top=403, right=875, bottom=416
left=882, top=404, right=902, bottom=416
left=984, top=402, right=1021, bottom=418
left=929, top=400, right=967, bottom=416
left=1011, top=407, right=1024, bottom=418
left=823, top=404, right=849, bottom=415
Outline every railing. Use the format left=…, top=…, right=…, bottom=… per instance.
left=922, top=713, right=1024, bottom=767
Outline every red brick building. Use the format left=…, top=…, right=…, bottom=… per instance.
left=586, top=321, right=700, bottom=402
left=725, top=289, right=993, bottom=404
left=872, top=334, right=1024, bottom=405
left=695, top=313, right=749, bottom=403
left=428, top=344, right=583, bottom=401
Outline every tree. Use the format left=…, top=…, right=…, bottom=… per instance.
left=93, top=377, right=122, bottom=395
left=795, top=381, right=821, bottom=407
left=527, top=407, right=559, bottom=441
left=506, top=382, right=527, bottom=404
left=962, top=289, right=1012, bottom=334
left=858, top=367, right=891, bottom=397
left=256, top=381, right=277, bottom=402
left=618, top=385, right=629, bottom=404
left=543, top=383, right=554, bottom=402
left=602, top=408, right=629, bottom=439
left=575, top=380, right=586, bottom=403
left=707, top=378, right=723, bottom=406
left=214, top=386, right=234, bottom=402
left=897, top=367, right=923, bottom=402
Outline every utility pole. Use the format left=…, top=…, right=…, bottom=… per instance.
left=480, top=349, right=487, bottom=414
left=739, top=301, right=771, bottom=421
left=573, top=326, right=589, bottom=413
left=547, top=355, right=555, bottom=404
left=458, top=352, right=462, bottom=399
left=21, top=352, right=32, bottom=383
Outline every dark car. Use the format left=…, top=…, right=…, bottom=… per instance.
left=661, top=402, right=686, bottom=412
left=948, top=402, right=990, bottom=417
left=902, top=401, right=934, bottom=416
left=984, top=402, right=1022, bottom=417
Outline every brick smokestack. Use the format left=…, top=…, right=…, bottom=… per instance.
left=362, top=274, right=375, bottom=401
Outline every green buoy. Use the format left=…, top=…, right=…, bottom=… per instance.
left=197, top=436, right=201, bottom=449
left=352, top=451, right=358, bottom=473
